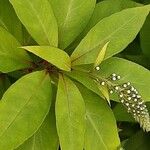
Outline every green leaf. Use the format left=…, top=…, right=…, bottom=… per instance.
left=124, top=131, right=150, bottom=150
left=50, top=0, right=96, bottom=49
left=16, top=109, right=59, bottom=150
left=94, top=57, right=150, bottom=101
left=0, top=71, right=52, bottom=150
left=65, top=70, right=104, bottom=98
left=94, top=42, right=109, bottom=67
left=0, top=27, right=31, bottom=73
left=71, top=6, right=150, bottom=66
left=22, top=46, right=71, bottom=71
left=140, top=14, right=150, bottom=58
left=77, top=84, right=120, bottom=150
left=0, top=0, right=23, bottom=43
left=67, top=0, right=140, bottom=53
left=56, top=74, right=85, bottom=150
left=10, top=0, right=58, bottom=46
left=0, top=74, right=11, bottom=99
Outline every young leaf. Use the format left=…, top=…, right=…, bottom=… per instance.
left=0, top=71, right=52, bottom=150
left=10, top=0, right=58, bottom=46
left=94, top=41, right=109, bottom=68
left=77, top=84, right=120, bottom=150
left=0, top=0, right=23, bottom=43
left=71, top=6, right=150, bottom=66
left=50, top=0, right=96, bottom=49
left=140, top=14, right=150, bottom=58
left=56, top=74, right=85, bottom=150
left=0, top=27, right=31, bottom=73
left=94, top=57, right=150, bottom=101
left=22, top=46, right=71, bottom=71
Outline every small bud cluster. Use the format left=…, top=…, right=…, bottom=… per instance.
left=95, top=67, right=150, bottom=132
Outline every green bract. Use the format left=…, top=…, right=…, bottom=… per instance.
left=0, top=0, right=150, bottom=149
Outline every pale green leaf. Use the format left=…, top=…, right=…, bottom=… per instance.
left=140, top=14, right=150, bottom=58
left=71, top=6, right=150, bottom=66
left=50, top=0, right=96, bottom=49
left=77, top=84, right=120, bottom=150
left=10, top=0, right=58, bottom=46
left=67, top=0, right=140, bottom=53
left=94, top=57, right=150, bottom=101
left=0, top=71, right=52, bottom=150
left=22, top=46, right=71, bottom=71
left=56, top=74, right=85, bottom=150
left=94, top=42, right=109, bottom=67
left=0, top=27, right=31, bottom=73
left=0, top=0, right=23, bottom=43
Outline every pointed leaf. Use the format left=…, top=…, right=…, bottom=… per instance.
left=0, top=0, right=23, bottom=43
left=67, top=0, right=140, bottom=53
left=94, top=42, right=109, bottom=67
left=94, top=57, right=150, bottom=101
left=71, top=6, right=150, bottom=66
left=50, top=0, right=96, bottom=49
left=0, top=27, right=31, bottom=73
left=56, top=74, right=85, bottom=150
left=22, top=46, right=71, bottom=71
left=10, top=0, right=58, bottom=46
left=0, top=71, right=52, bottom=150
left=77, top=84, right=120, bottom=150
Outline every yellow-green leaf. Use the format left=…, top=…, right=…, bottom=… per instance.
left=22, top=46, right=71, bottom=71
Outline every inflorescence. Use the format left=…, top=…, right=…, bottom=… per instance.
left=94, top=67, right=150, bottom=132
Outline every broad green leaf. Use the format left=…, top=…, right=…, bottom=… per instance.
left=10, top=0, right=58, bottom=46
left=0, top=74, right=11, bottom=99
left=94, top=42, right=109, bottom=67
left=140, top=14, right=150, bottom=58
left=94, top=57, right=150, bottom=101
left=113, top=104, right=135, bottom=122
left=16, top=111, right=59, bottom=150
left=0, top=71, right=52, bottom=150
left=16, top=87, right=59, bottom=150
left=67, top=0, right=140, bottom=53
left=77, top=84, right=120, bottom=150
left=124, top=131, right=150, bottom=150
left=0, top=0, right=23, bottom=43
left=65, top=70, right=104, bottom=98
left=50, top=0, right=96, bottom=49
left=71, top=6, right=150, bottom=66
left=56, top=74, right=85, bottom=150
left=0, top=27, right=31, bottom=73
left=22, top=46, right=71, bottom=71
